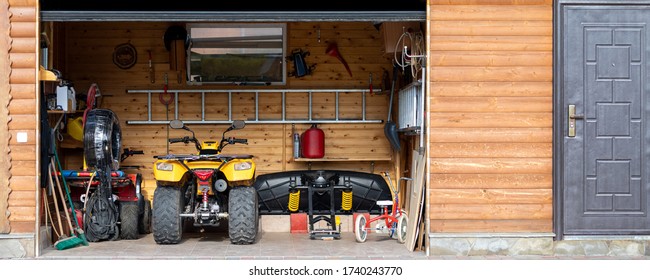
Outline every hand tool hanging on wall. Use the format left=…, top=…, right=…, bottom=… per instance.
left=326, top=42, right=352, bottom=77
left=384, top=64, right=400, bottom=151
left=369, top=73, right=373, bottom=95
left=148, top=50, right=155, bottom=84
left=287, top=49, right=315, bottom=77
left=159, top=73, right=174, bottom=154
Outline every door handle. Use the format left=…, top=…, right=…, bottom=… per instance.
left=568, top=104, right=584, bottom=137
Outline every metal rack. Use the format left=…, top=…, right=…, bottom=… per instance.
left=126, top=89, right=383, bottom=125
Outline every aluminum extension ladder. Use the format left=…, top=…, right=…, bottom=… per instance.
left=126, top=89, right=383, bottom=125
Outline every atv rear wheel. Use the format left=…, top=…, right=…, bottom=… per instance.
left=139, top=199, right=152, bottom=234
left=119, top=201, right=139, bottom=240
left=153, top=185, right=184, bottom=244
left=228, top=187, right=258, bottom=244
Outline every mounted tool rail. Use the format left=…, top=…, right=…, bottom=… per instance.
left=126, top=89, right=383, bottom=125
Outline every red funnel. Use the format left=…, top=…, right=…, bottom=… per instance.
left=326, top=42, right=352, bottom=77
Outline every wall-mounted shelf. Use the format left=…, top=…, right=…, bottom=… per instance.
left=39, top=66, right=58, bottom=81
left=294, top=157, right=391, bottom=162
left=47, top=110, right=84, bottom=114
left=293, top=157, right=392, bottom=172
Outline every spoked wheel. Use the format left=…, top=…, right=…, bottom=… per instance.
left=396, top=212, right=408, bottom=244
left=354, top=214, right=368, bottom=243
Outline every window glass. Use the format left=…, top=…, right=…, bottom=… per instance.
left=187, top=23, right=286, bottom=85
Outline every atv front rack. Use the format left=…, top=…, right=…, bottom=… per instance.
left=153, top=154, right=254, bottom=161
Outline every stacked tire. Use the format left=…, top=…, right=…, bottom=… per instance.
left=84, top=109, right=122, bottom=171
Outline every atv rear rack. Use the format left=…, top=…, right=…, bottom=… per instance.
left=153, top=154, right=254, bottom=161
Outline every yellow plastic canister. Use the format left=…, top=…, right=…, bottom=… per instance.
left=67, top=116, right=84, bottom=142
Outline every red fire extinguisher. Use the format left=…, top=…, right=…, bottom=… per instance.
left=301, top=124, right=325, bottom=158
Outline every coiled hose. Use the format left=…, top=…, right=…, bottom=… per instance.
left=83, top=169, right=119, bottom=242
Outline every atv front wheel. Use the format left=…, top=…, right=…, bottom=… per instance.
left=153, top=185, right=183, bottom=244
left=228, top=187, right=259, bottom=244
left=119, top=201, right=139, bottom=240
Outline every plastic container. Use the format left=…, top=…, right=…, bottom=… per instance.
left=67, top=116, right=84, bottom=142
left=301, top=124, right=324, bottom=158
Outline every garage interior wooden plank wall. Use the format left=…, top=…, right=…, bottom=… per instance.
left=428, top=1, right=553, bottom=233
left=56, top=21, right=401, bottom=200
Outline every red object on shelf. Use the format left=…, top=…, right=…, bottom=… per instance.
left=301, top=124, right=325, bottom=158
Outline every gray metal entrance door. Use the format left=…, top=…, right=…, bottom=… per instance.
left=561, top=6, right=650, bottom=235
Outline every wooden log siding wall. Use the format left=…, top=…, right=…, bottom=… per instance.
left=4, top=0, right=38, bottom=234
left=0, top=0, right=12, bottom=234
left=62, top=22, right=395, bottom=199
left=428, top=1, right=553, bottom=233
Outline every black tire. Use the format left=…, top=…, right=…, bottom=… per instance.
left=354, top=214, right=367, bottom=243
left=119, top=201, right=139, bottom=240
left=84, top=109, right=122, bottom=171
left=139, top=199, right=152, bottom=234
left=396, top=213, right=408, bottom=244
left=228, top=187, right=259, bottom=245
left=152, top=185, right=183, bottom=244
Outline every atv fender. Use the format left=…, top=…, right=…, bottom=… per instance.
left=152, top=159, right=188, bottom=183
left=220, top=159, right=256, bottom=182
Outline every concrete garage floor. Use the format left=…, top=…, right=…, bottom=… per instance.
left=38, top=230, right=425, bottom=260
left=27, top=225, right=650, bottom=280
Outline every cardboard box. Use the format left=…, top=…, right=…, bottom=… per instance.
left=381, top=22, right=422, bottom=54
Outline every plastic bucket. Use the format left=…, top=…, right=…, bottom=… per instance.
left=67, top=117, right=84, bottom=142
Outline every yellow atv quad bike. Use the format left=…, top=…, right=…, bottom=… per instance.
left=152, top=119, right=258, bottom=244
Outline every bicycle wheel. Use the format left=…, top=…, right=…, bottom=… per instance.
left=354, top=214, right=368, bottom=243
left=396, top=212, right=408, bottom=244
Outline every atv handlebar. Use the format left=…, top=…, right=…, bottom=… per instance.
left=228, top=137, right=248, bottom=145
left=169, top=136, right=197, bottom=144
left=120, top=148, right=144, bottom=162
left=168, top=137, right=186, bottom=144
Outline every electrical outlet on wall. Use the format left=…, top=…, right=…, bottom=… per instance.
left=16, top=132, right=28, bottom=143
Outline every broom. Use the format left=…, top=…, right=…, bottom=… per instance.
left=52, top=150, right=89, bottom=247
left=49, top=162, right=85, bottom=250
left=54, top=149, right=88, bottom=246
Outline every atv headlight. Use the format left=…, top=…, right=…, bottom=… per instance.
left=234, top=162, right=252, bottom=171
left=156, top=162, right=173, bottom=171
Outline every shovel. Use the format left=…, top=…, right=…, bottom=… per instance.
left=385, top=64, right=400, bottom=151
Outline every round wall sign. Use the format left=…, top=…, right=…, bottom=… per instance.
left=113, top=43, right=137, bottom=69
